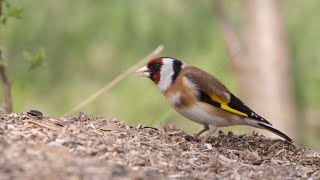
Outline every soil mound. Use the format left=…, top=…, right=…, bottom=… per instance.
left=0, top=111, right=319, bottom=179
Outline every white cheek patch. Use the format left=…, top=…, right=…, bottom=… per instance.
left=157, top=59, right=174, bottom=92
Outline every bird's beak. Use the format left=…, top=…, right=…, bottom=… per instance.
left=135, top=66, right=151, bottom=77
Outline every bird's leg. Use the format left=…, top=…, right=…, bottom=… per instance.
left=194, top=126, right=209, bottom=139
left=202, top=124, right=217, bottom=143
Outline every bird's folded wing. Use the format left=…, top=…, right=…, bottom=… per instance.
left=184, top=67, right=271, bottom=125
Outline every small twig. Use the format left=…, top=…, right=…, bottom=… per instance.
left=64, top=45, right=164, bottom=116
left=0, top=0, right=3, bottom=16
left=218, top=154, right=236, bottom=163
left=0, top=0, right=13, bottom=113
left=24, top=120, right=59, bottom=131
left=0, top=65, right=12, bottom=113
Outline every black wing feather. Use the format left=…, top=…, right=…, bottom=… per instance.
left=228, top=94, right=272, bottom=125
left=258, top=122, right=293, bottom=143
left=198, top=91, right=271, bottom=125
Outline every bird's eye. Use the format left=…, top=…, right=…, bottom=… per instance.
left=150, top=63, right=161, bottom=72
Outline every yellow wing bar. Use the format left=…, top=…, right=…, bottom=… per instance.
left=220, top=104, right=248, bottom=117
left=211, top=95, right=248, bottom=117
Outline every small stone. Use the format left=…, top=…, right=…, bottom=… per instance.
left=204, top=143, right=213, bottom=150
left=250, top=160, right=263, bottom=166
left=100, top=122, right=122, bottom=131
left=184, top=135, right=194, bottom=141
left=137, top=124, right=143, bottom=129
left=27, top=110, right=43, bottom=118
left=179, top=143, right=189, bottom=151
left=111, top=164, right=127, bottom=177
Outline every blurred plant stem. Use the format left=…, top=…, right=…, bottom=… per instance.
left=64, top=45, right=164, bottom=116
left=0, top=62, right=12, bottom=113
left=0, top=0, right=12, bottom=113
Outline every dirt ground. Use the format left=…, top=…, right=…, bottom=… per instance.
left=0, top=111, right=319, bottom=180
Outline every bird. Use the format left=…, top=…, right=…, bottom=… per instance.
left=136, top=57, right=293, bottom=143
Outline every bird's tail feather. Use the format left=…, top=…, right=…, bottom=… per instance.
left=257, top=122, right=293, bottom=143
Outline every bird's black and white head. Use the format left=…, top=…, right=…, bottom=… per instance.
left=136, top=57, right=185, bottom=92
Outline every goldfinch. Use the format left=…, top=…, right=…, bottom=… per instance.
left=136, top=57, right=293, bottom=143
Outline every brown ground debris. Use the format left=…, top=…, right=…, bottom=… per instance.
left=0, top=111, right=319, bottom=179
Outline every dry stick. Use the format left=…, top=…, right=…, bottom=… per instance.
left=0, top=66, right=12, bottom=113
left=64, top=45, right=164, bottom=116
left=0, top=0, right=13, bottom=113
left=25, top=120, right=59, bottom=131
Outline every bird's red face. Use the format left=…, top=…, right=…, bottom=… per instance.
left=136, top=58, right=164, bottom=84
left=136, top=57, right=184, bottom=92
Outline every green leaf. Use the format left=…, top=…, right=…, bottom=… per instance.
left=29, top=48, right=46, bottom=70
left=1, top=17, right=7, bottom=25
left=7, top=7, right=23, bottom=19
left=23, top=48, right=46, bottom=70
left=4, top=0, right=11, bottom=9
left=0, top=3, right=24, bottom=26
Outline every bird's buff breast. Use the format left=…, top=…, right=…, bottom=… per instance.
left=167, top=93, right=234, bottom=127
left=164, top=76, right=239, bottom=127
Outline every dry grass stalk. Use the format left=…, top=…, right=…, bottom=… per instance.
left=0, top=0, right=13, bottom=113
left=25, top=120, right=59, bottom=131
left=64, top=45, right=164, bottom=116
left=0, top=65, right=12, bottom=113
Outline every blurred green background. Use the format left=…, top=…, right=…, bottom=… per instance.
left=1, top=0, right=320, bottom=150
